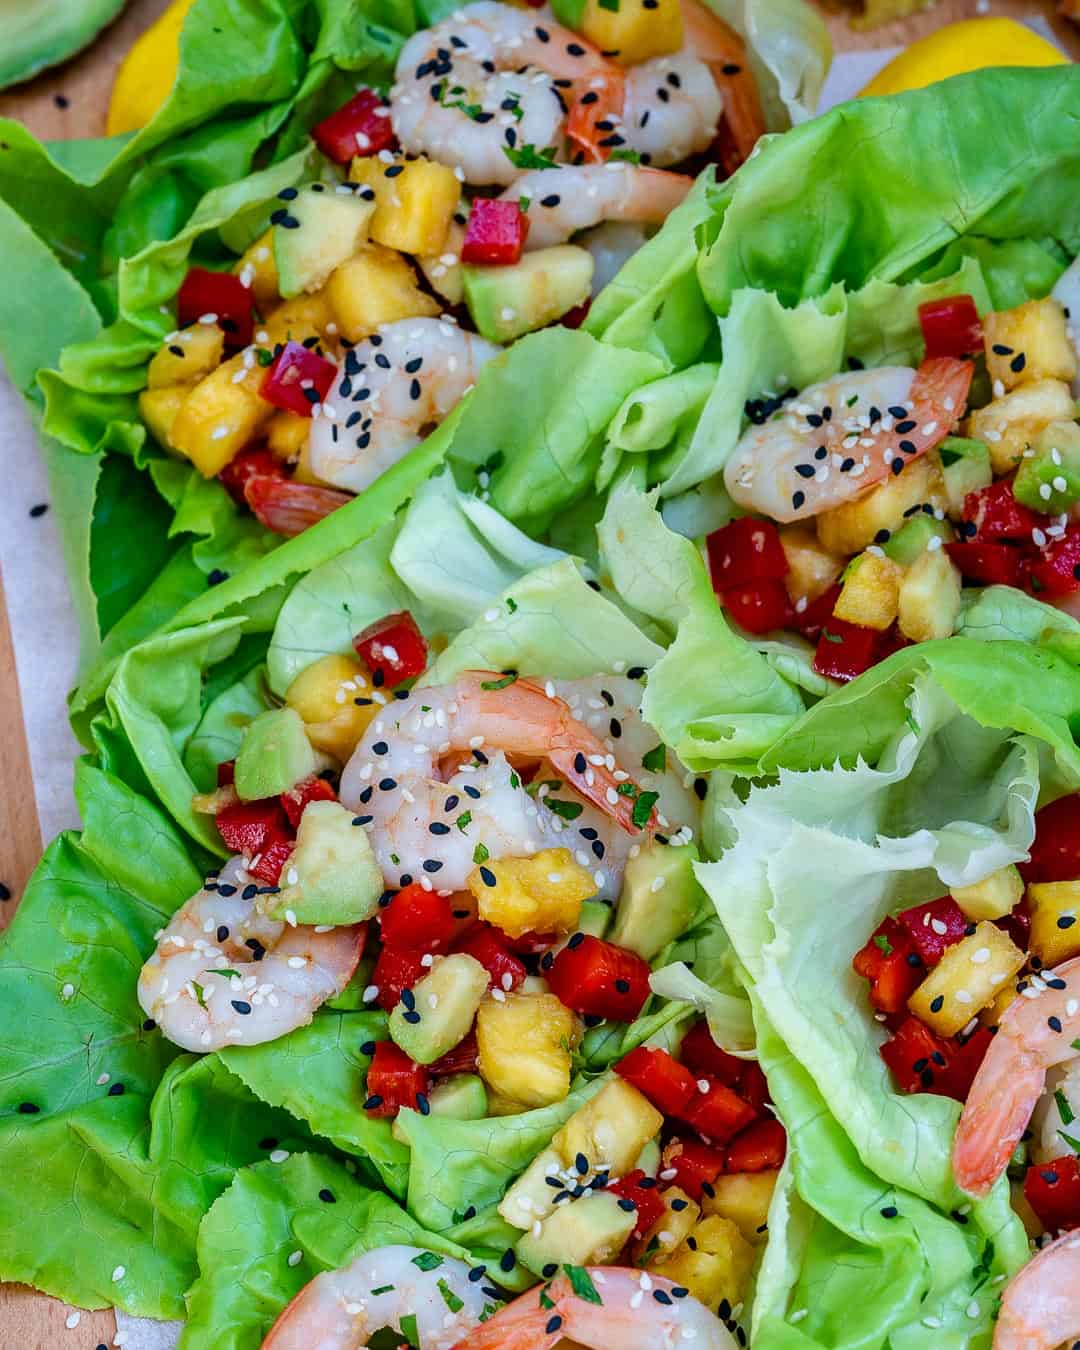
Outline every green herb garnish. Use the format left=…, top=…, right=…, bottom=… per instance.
left=473, top=842, right=490, bottom=864
left=437, top=1277, right=464, bottom=1312
left=642, top=744, right=666, bottom=773
left=632, top=790, right=659, bottom=829
left=547, top=798, right=584, bottom=821
left=411, top=1252, right=443, bottom=1271
left=563, top=1265, right=603, bottom=1305
left=481, top=672, right=518, bottom=691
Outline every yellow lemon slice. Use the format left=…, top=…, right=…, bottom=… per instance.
left=859, top=17, right=1067, bottom=98
left=106, top=0, right=197, bottom=136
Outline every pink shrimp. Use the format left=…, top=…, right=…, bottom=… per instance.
left=993, top=1228, right=1080, bottom=1348
left=681, top=0, right=766, bottom=173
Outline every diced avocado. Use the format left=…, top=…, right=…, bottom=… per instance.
left=234, top=707, right=317, bottom=802
left=578, top=898, right=612, bottom=939
left=610, top=840, right=703, bottom=962
left=389, top=953, right=489, bottom=1065
left=634, top=1137, right=661, bottom=1176
left=462, top=245, right=593, bottom=343
left=952, top=864, right=1024, bottom=922
left=1014, top=420, right=1080, bottom=513
left=394, top=1072, right=488, bottom=1142
left=274, top=184, right=375, bottom=298
left=262, top=801, right=383, bottom=925
left=515, top=1191, right=636, bottom=1276
left=498, top=1146, right=563, bottom=1229
left=939, top=436, right=992, bottom=516
left=882, top=514, right=954, bottom=566
left=896, top=547, right=962, bottom=644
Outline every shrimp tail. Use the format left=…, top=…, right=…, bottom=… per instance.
left=682, top=0, right=766, bottom=173
left=910, top=355, right=974, bottom=421
left=953, top=1059, right=1044, bottom=1196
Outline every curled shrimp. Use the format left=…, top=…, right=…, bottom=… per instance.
left=952, top=955, right=1080, bottom=1198
left=308, top=318, right=501, bottom=494
left=499, top=164, right=692, bottom=250
left=993, top=1228, right=1080, bottom=1349
left=724, top=357, right=973, bottom=524
left=261, top=1245, right=495, bottom=1349
left=681, top=0, right=765, bottom=174
left=1031, top=1056, right=1080, bottom=1164
left=138, top=857, right=365, bottom=1052
left=449, top=1264, right=736, bottom=1349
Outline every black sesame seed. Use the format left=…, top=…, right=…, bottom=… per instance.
left=541, top=194, right=561, bottom=207
left=379, top=777, right=397, bottom=791
left=792, top=491, right=806, bottom=510
left=403, top=1010, right=422, bottom=1024
left=319, top=1188, right=336, bottom=1203
left=1010, top=353, right=1026, bottom=373
left=991, top=343, right=1013, bottom=355
left=423, top=859, right=443, bottom=873
left=479, top=866, right=497, bottom=887
left=888, top=405, right=907, bottom=419
left=568, top=931, right=585, bottom=949
left=430, top=821, right=451, bottom=835
left=1058, top=915, right=1077, bottom=928
left=404, top=357, right=423, bottom=373
left=410, top=378, right=422, bottom=401
left=795, top=464, right=815, bottom=479
left=231, top=1000, right=252, bottom=1015
left=614, top=978, right=630, bottom=993
left=880, top=1204, right=898, bottom=1218
left=363, top=1094, right=384, bottom=1110
left=891, top=457, right=905, bottom=476
left=385, top=164, right=405, bottom=178
left=1049, top=1016, right=1063, bottom=1032
left=416, top=1091, right=431, bottom=1115
left=654, top=1289, right=673, bottom=1305
left=617, top=1197, right=636, bottom=1211
left=217, top=925, right=229, bottom=942
left=899, top=440, right=917, bottom=455
left=722, top=62, right=741, bottom=74
left=546, top=1317, right=563, bottom=1334
left=142, top=1018, right=156, bottom=1031
left=930, top=995, right=944, bottom=1013
left=17, top=1102, right=39, bottom=1114
left=401, top=988, right=416, bottom=1010
left=500, top=1249, right=516, bottom=1271
left=895, top=420, right=917, bottom=434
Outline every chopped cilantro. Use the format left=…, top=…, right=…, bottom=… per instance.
left=1058, top=1129, right=1080, bottom=1155
left=608, top=148, right=642, bottom=164
left=455, top=811, right=473, bottom=833
left=255, top=347, right=274, bottom=367
left=971, top=1239, right=995, bottom=1292
left=510, top=771, right=521, bottom=789
left=873, top=933, right=893, bottom=957
left=191, top=980, right=207, bottom=1008
left=400, top=1312, right=420, bottom=1347
left=632, top=790, right=659, bottom=829
left=822, top=628, right=844, bottom=644
left=207, top=968, right=240, bottom=979
left=473, top=842, right=490, bottom=864
left=370, top=1284, right=395, bottom=1295
left=642, top=744, right=666, bottom=773
left=616, top=782, right=638, bottom=797
left=563, top=1264, right=603, bottom=1304
left=506, top=597, right=518, bottom=613
left=546, top=798, right=584, bottom=821
left=411, top=1252, right=443, bottom=1271
left=539, top=1284, right=556, bottom=1309
left=503, top=143, right=559, bottom=170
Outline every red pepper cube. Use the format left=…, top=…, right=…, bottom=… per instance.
left=452, top=922, right=527, bottom=992
left=794, top=582, right=841, bottom=641
left=312, top=89, right=397, bottom=164
left=249, top=825, right=295, bottom=885
left=962, top=480, right=1047, bottom=543
left=607, top=1170, right=666, bottom=1239
left=725, top=1117, right=787, bottom=1173
left=813, top=617, right=884, bottom=683
left=678, top=1020, right=745, bottom=1088
left=379, top=882, right=457, bottom=953
left=944, top=541, right=1029, bottom=589
left=429, top=1029, right=479, bottom=1077
left=1024, top=1154, right=1080, bottom=1233
left=280, top=774, right=337, bottom=829
left=365, top=1040, right=430, bottom=1118
left=560, top=300, right=591, bottom=329
left=721, top=580, right=792, bottom=636
left=244, top=476, right=351, bottom=538
left=738, top=1062, right=771, bottom=1114
left=852, top=917, right=923, bottom=1016
left=216, top=797, right=292, bottom=857
left=353, top=611, right=428, bottom=688
left=1023, top=795, right=1080, bottom=883
left=372, top=944, right=430, bottom=1011
left=895, top=897, right=969, bottom=968
left=547, top=935, right=652, bottom=1022
left=995, top=898, right=1031, bottom=953
left=177, top=267, right=255, bottom=350
left=261, top=340, right=338, bottom=417
left=218, top=447, right=287, bottom=506
left=661, top=1137, right=726, bottom=1201
left=918, top=294, right=982, bottom=360
left=681, top=1078, right=759, bottom=1145
left=880, top=1016, right=952, bottom=1094
left=216, top=760, right=236, bottom=787
left=461, top=199, right=530, bottom=266
left=1029, top=525, right=1080, bottom=597
left=616, top=1046, right=698, bottom=1117
left=706, top=517, right=789, bottom=592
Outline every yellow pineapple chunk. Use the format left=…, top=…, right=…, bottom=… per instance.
left=417, top=218, right=465, bottom=305
left=951, top=865, right=1024, bottom=923
left=551, top=1078, right=662, bottom=1177
left=833, top=552, right=903, bottom=631
left=897, top=546, right=962, bottom=643
left=907, top=921, right=1026, bottom=1037
left=779, top=525, right=845, bottom=605
left=979, top=980, right=1021, bottom=1030
left=266, top=410, right=310, bottom=461
left=649, top=1215, right=755, bottom=1310
left=578, top=0, right=683, bottom=63
left=633, top=1186, right=700, bottom=1262
left=326, top=244, right=439, bottom=342
left=138, top=384, right=192, bottom=450
left=1028, top=880, right=1080, bottom=968
left=817, top=455, right=946, bottom=555
left=147, top=322, right=224, bottom=390
left=701, top=1170, right=779, bottom=1246
left=984, top=298, right=1077, bottom=392
left=965, top=380, right=1076, bottom=476
left=285, top=652, right=379, bottom=761
left=475, top=990, right=578, bottom=1108
left=261, top=291, right=336, bottom=348
left=234, top=229, right=280, bottom=311
left=170, top=353, right=271, bottom=477
left=350, top=155, right=461, bottom=255
left=467, top=848, right=596, bottom=938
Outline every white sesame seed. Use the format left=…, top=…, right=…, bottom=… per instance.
left=288, top=1250, right=303, bottom=1267
left=65, top=1311, right=81, bottom=1329
left=112, top=1265, right=126, bottom=1281
left=269, top=1148, right=289, bottom=1163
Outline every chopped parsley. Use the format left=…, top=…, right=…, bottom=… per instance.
left=255, top=347, right=275, bottom=367
left=608, top=148, right=642, bottom=164
left=473, top=842, right=490, bottom=864
left=632, top=790, right=659, bottom=829
left=564, top=1264, right=603, bottom=1304
left=455, top=811, right=473, bottom=833
left=546, top=798, right=584, bottom=821
left=642, top=744, right=666, bottom=773
left=438, top=1277, right=464, bottom=1313
left=411, top=1252, right=443, bottom=1272
left=503, top=143, right=559, bottom=171
left=506, top=597, right=518, bottom=613
left=400, top=1312, right=420, bottom=1347
left=873, top=933, right=894, bottom=957
left=481, top=672, right=518, bottom=691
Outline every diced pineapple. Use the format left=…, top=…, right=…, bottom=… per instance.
left=551, top=1078, right=663, bottom=1177
left=476, top=990, right=579, bottom=1108
left=266, top=410, right=310, bottom=461
left=907, top=921, right=1027, bottom=1037
left=138, top=384, right=192, bottom=450
left=327, top=245, right=440, bottom=343
left=170, top=354, right=272, bottom=477
left=417, top=218, right=465, bottom=305
left=701, top=1170, right=779, bottom=1246
left=979, top=980, right=1021, bottom=1030
left=897, top=546, right=962, bottom=643
left=779, top=525, right=845, bottom=605
left=498, top=1147, right=562, bottom=1229
left=350, top=155, right=461, bottom=256
left=486, top=1091, right=530, bottom=1117
left=578, top=0, right=683, bottom=63
left=965, top=380, right=1076, bottom=476
left=1028, top=880, right=1080, bottom=968
left=147, top=323, right=225, bottom=390
left=817, top=455, right=946, bottom=555
left=634, top=1186, right=699, bottom=1262
left=234, top=229, right=280, bottom=311
left=261, top=291, right=336, bottom=348
left=952, top=865, right=1024, bottom=923
left=285, top=652, right=379, bottom=761
left=649, top=1215, right=755, bottom=1310
left=833, top=552, right=903, bottom=631
left=984, top=298, right=1077, bottom=393
left=467, top=848, right=596, bottom=938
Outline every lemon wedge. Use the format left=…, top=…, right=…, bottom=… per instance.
left=106, top=0, right=197, bottom=136
left=859, top=17, right=1066, bottom=98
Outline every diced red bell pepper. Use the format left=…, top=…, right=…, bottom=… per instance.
left=260, top=340, right=337, bottom=417
left=918, top=294, right=982, bottom=360
left=879, top=1016, right=991, bottom=1100
left=679, top=1021, right=745, bottom=1088
left=852, top=917, right=923, bottom=1016
left=707, top=517, right=789, bottom=592
left=461, top=199, right=530, bottom=266
left=725, top=1117, right=787, bottom=1173
left=249, top=826, right=295, bottom=885
left=608, top=1170, right=666, bottom=1239
left=738, top=1061, right=771, bottom=1114
left=313, top=89, right=397, bottom=164
left=616, top=1046, right=698, bottom=1117
left=662, top=1137, right=726, bottom=1200
left=962, top=480, right=1047, bottom=543
left=177, top=266, right=255, bottom=349
left=371, top=944, right=429, bottom=1012
left=813, top=618, right=884, bottom=683
left=279, top=775, right=337, bottom=829
left=947, top=1025, right=994, bottom=1096
left=1030, top=525, right=1080, bottom=597
left=216, top=797, right=292, bottom=856
left=244, top=476, right=351, bottom=537
left=547, top=935, right=652, bottom=1022
left=364, top=1040, right=430, bottom=1118
left=894, top=896, right=969, bottom=968
left=945, top=541, right=1029, bottom=589
left=452, top=922, right=527, bottom=992
left=379, top=883, right=457, bottom=953
left=353, top=611, right=428, bottom=688
left=501, top=929, right=560, bottom=955
left=218, top=447, right=287, bottom=506
left=722, top=580, right=792, bottom=636
left=1023, top=794, right=1080, bottom=883
left=429, top=1029, right=479, bottom=1077
left=794, top=583, right=842, bottom=642
left=560, top=300, right=591, bottom=329
left=1024, top=1154, right=1080, bottom=1232
left=995, top=898, right=1031, bottom=952
left=681, top=1078, right=759, bottom=1144
left=216, top=759, right=236, bottom=787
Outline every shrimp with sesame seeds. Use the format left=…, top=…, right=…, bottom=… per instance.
left=992, top=1228, right=1080, bottom=1349
left=138, top=857, right=365, bottom=1053
left=307, top=318, right=501, bottom=494
left=261, top=1245, right=495, bottom=1350
left=723, top=357, right=974, bottom=524
left=449, top=1264, right=736, bottom=1349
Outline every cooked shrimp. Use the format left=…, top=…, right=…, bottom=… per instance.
left=449, top=1265, right=736, bottom=1349
left=952, top=955, right=1080, bottom=1197
left=1031, top=1055, right=1080, bottom=1163
left=992, top=1228, right=1080, bottom=1349
left=582, top=222, right=650, bottom=293
left=261, top=1245, right=495, bottom=1349
left=391, top=2, right=617, bottom=187
left=681, top=0, right=765, bottom=173
left=724, top=357, right=973, bottom=524
left=138, top=857, right=364, bottom=1052
left=308, top=319, right=501, bottom=494
left=501, top=164, right=692, bottom=250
